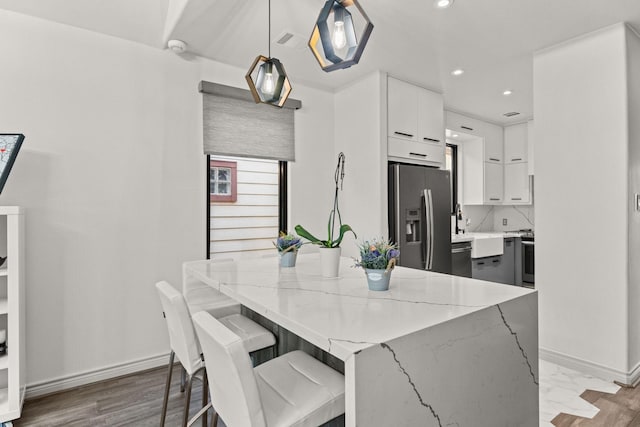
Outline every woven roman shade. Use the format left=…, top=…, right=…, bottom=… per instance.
left=199, top=81, right=301, bottom=162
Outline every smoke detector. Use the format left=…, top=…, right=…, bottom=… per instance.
left=167, top=40, right=188, bottom=54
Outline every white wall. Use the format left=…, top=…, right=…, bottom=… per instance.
left=626, top=25, right=640, bottom=375
left=334, top=72, right=386, bottom=258
left=0, top=10, right=335, bottom=389
left=534, top=24, right=630, bottom=377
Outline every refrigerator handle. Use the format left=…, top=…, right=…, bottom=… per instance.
left=394, top=165, right=401, bottom=254
left=423, top=189, right=434, bottom=270
left=421, top=192, right=427, bottom=269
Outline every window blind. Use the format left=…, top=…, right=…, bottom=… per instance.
left=199, top=81, right=301, bottom=162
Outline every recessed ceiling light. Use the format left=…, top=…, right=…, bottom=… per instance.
left=452, top=134, right=459, bottom=138
left=503, top=90, right=513, bottom=96
left=435, top=0, right=454, bottom=9
left=451, top=69, right=464, bottom=76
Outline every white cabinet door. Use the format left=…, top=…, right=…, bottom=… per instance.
left=484, top=162, right=504, bottom=203
left=527, top=120, right=534, bottom=175
left=483, top=123, right=504, bottom=164
left=418, top=88, right=444, bottom=145
left=504, top=163, right=530, bottom=204
left=388, top=137, right=444, bottom=166
left=504, top=123, right=528, bottom=163
left=445, top=110, right=483, bottom=136
left=388, top=77, right=418, bottom=141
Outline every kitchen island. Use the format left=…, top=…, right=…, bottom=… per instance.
left=184, top=254, right=538, bottom=427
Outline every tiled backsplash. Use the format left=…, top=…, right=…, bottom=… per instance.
left=458, top=204, right=535, bottom=233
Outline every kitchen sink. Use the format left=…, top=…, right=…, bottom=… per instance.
left=469, top=234, right=504, bottom=258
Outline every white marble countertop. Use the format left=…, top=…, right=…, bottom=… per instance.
left=185, top=254, right=536, bottom=361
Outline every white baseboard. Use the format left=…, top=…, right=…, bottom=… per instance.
left=25, top=353, right=169, bottom=399
left=540, top=347, right=640, bottom=386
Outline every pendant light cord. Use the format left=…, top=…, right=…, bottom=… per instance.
left=268, top=0, right=271, bottom=58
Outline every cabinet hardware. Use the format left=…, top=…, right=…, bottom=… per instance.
left=461, top=126, right=473, bottom=131
left=394, top=131, right=414, bottom=138
left=511, top=158, right=522, bottom=161
left=409, top=152, right=427, bottom=157
left=511, top=198, right=522, bottom=201
left=492, top=259, right=500, bottom=263
left=489, top=158, right=500, bottom=162
left=423, top=137, right=440, bottom=143
left=490, top=198, right=500, bottom=201
left=477, top=262, right=485, bottom=265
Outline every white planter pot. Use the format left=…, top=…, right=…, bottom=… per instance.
left=318, top=247, right=341, bottom=278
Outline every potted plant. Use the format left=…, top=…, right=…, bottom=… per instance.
left=273, top=232, right=302, bottom=267
left=295, top=152, right=356, bottom=277
left=354, top=238, right=400, bottom=291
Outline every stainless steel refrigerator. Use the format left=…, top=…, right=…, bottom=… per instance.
left=388, top=162, right=452, bottom=274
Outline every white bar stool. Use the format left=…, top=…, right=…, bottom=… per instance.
left=156, top=281, right=276, bottom=427
left=193, top=311, right=345, bottom=427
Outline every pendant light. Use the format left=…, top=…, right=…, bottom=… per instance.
left=246, top=0, right=292, bottom=108
left=308, top=0, right=374, bottom=72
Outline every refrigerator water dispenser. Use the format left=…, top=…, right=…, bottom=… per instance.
left=405, top=209, right=421, bottom=243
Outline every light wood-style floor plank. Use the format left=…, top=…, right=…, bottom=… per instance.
left=15, top=361, right=211, bottom=427
left=552, top=384, right=640, bottom=427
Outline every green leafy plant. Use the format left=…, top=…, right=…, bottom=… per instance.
left=295, top=152, right=356, bottom=248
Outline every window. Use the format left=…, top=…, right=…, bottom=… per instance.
left=207, top=156, right=288, bottom=260
left=445, top=144, right=458, bottom=214
left=209, top=160, right=237, bottom=202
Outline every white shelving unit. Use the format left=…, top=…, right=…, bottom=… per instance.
left=0, top=207, right=25, bottom=423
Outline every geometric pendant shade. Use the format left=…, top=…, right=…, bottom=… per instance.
left=309, top=0, right=374, bottom=72
left=246, top=55, right=292, bottom=108
left=246, top=0, right=293, bottom=108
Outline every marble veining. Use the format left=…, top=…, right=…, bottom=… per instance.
left=496, top=304, right=539, bottom=385
left=380, top=342, right=444, bottom=427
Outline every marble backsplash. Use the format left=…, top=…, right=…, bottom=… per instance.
left=459, top=204, right=535, bottom=233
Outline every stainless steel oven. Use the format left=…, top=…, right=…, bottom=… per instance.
left=521, top=236, right=535, bottom=285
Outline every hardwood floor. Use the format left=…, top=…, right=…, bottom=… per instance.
left=15, top=361, right=215, bottom=427
left=552, top=385, right=640, bottom=427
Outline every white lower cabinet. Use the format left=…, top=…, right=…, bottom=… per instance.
left=504, top=163, right=531, bottom=204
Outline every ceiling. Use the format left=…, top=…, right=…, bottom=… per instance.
left=1, top=0, right=640, bottom=125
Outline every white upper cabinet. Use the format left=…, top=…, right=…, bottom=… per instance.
left=460, top=131, right=504, bottom=205
left=418, top=89, right=444, bottom=145
left=505, top=163, right=531, bottom=204
left=388, top=78, right=418, bottom=141
left=445, top=111, right=503, bottom=163
left=504, top=123, right=528, bottom=163
left=387, top=76, right=444, bottom=166
left=483, top=124, right=504, bottom=163
left=485, top=162, right=504, bottom=203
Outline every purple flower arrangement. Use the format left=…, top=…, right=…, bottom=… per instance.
left=274, top=232, right=302, bottom=254
left=354, top=238, right=400, bottom=271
